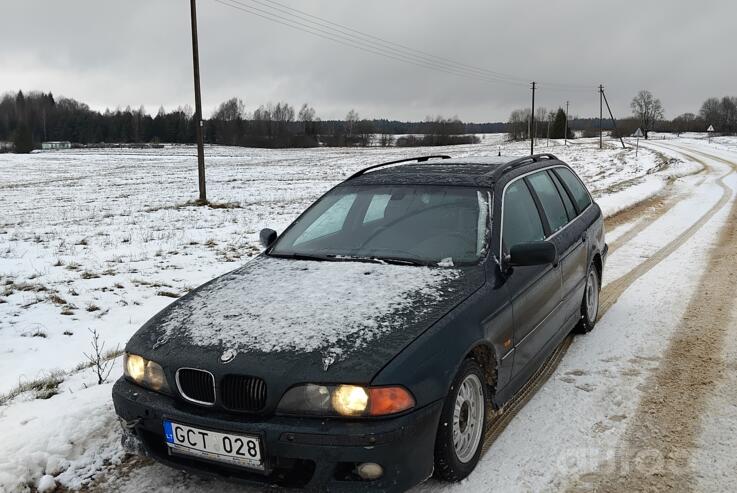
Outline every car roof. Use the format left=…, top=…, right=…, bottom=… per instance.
left=340, top=154, right=563, bottom=188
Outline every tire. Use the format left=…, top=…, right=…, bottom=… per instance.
left=574, top=262, right=600, bottom=334
left=433, top=359, right=487, bottom=482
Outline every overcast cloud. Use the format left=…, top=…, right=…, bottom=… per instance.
left=0, top=0, right=734, bottom=122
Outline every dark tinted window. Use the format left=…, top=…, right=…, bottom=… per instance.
left=549, top=170, right=577, bottom=220
left=527, top=171, right=569, bottom=233
left=502, top=180, right=545, bottom=250
left=556, top=167, right=592, bottom=212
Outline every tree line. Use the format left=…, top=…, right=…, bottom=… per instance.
left=508, top=90, right=737, bottom=142
left=0, top=91, right=489, bottom=153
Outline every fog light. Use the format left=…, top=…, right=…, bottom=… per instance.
left=356, top=462, right=383, bottom=480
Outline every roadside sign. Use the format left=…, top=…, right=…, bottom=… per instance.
left=707, top=125, right=715, bottom=132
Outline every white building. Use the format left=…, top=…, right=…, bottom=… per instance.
left=41, top=141, right=72, bottom=150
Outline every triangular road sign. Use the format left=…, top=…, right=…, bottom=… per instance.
left=633, top=128, right=644, bottom=138
left=707, top=125, right=715, bottom=132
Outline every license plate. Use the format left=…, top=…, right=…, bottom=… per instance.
left=163, top=420, right=263, bottom=470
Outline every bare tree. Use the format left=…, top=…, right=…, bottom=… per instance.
left=212, top=97, right=245, bottom=121
left=507, top=109, right=531, bottom=141
left=345, top=109, right=359, bottom=136
left=630, top=90, right=664, bottom=139
left=297, top=103, right=318, bottom=136
left=378, top=132, right=395, bottom=147
left=83, top=328, right=117, bottom=385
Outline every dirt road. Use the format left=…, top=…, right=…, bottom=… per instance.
left=566, top=141, right=737, bottom=491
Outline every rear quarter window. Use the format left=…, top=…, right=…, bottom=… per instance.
left=555, top=167, right=592, bottom=212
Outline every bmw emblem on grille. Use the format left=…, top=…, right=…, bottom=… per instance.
left=220, top=349, right=236, bottom=364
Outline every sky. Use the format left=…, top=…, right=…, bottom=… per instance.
left=1, top=0, right=734, bottom=122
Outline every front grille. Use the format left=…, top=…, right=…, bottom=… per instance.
left=176, top=368, right=215, bottom=405
left=221, top=374, right=267, bottom=412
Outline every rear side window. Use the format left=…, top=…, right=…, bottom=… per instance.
left=555, top=167, right=592, bottom=212
left=549, top=170, right=577, bottom=220
left=502, top=180, right=545, bottom=250
left=526, top=171, right=569, bottom=233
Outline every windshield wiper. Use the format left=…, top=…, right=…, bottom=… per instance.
left=268, top=252, right=333, bottom=262
left=327, top=254, right=431, bottom=267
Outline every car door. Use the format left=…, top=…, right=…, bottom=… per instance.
left=500, top=178, right=563, bottom=376
left=526, top=169, right=588, bottom=328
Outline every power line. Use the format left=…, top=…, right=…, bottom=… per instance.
left=239, top=0, right=531, bottom=84
left=212, top=0, right=528, bottom=87
left=250, top=0, right=596, bottom=90
left=211, top=0, right=595, bottom=91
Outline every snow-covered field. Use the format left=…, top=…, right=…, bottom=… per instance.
left=0, top=135, right=725, bottom=492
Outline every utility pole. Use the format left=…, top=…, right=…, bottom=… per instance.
left=564, top=101, right=569, bottom=146
left=601, top=89, right=626, bottom=149
left=190, top=0, right=207, bottom=204
left=530, top=81, right=536, bottom=156
left=546, top=117, right=550, bottom=147
left=599, top=85, right=604, bottom=149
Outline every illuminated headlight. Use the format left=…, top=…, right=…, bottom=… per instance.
left=124, top=353, right=171, bottom=394
left=277, top=384, right=414, bottom=417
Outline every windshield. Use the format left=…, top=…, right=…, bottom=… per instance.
left=270, top=185, right=491, bottom=266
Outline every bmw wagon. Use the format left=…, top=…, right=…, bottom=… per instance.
left=112, top=153, right=607, bottom=491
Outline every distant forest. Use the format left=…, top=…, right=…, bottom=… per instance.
left=0, top=90, right=610, bottom=153
left=5, top=90, right=730, bottom=153
left=0, top=91, right=501, bottom=152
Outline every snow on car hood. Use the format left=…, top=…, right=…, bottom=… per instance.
left=150, top=255, right=469, bottom=365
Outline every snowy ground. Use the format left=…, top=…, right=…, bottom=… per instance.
left=0, top=135, right=732, bottom=492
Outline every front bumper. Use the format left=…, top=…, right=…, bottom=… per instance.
left=112, top=378, right=442, bottom=492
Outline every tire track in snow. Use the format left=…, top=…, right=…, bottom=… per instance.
left=567, top=147, right=737, bottom=492
left=597, top=151, right=733, bottom=320
left=605, top=141, right=708, bottom=255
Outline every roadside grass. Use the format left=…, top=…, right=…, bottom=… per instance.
left=0, top=348, right=125, bottom=408
left=0, top=371, right=65, bottom=406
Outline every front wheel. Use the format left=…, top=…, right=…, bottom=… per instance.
left=433, top=359, right=487, bottom=482
left=574, top=262, right=600, bottom=334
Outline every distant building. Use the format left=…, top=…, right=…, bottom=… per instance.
left=41, top=141, right=72, bottom=150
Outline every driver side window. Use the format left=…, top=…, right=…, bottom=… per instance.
left=502, top=180, right=545, bottom=252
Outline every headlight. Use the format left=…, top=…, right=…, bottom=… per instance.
left=124, top=353, right=171, bottom=394
left=277, top=384, right=414, bottom=417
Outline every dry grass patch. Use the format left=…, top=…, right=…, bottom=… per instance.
left=156, top=290, right=180, bottom=298
left=0, top=371, right=65, bottom=406
left=48, top=293, right=68, bottom=305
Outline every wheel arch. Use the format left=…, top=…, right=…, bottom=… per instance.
left=465, top=342, right=499, bottom=397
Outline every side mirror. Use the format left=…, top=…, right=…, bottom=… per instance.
left=259, top=228, right=277, bottom=249
left=509, top=241, right=557, bottom=267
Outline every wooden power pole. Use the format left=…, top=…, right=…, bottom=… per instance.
left=599, top=85, right=604, bottom=149
left=564, top=101, right=569, bottom=146
left=530, top=81, right=536, bottom=156
left=190, top=0, right=207, bottom=204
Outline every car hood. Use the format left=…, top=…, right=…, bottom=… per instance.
left=128, top=255, right=484, bottom=384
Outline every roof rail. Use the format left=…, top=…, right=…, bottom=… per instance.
left=505, top=153, right=558, bottom=167
left=346, top=155, right=451, bottom=180
left=493, top=153, right=559, bottom=177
